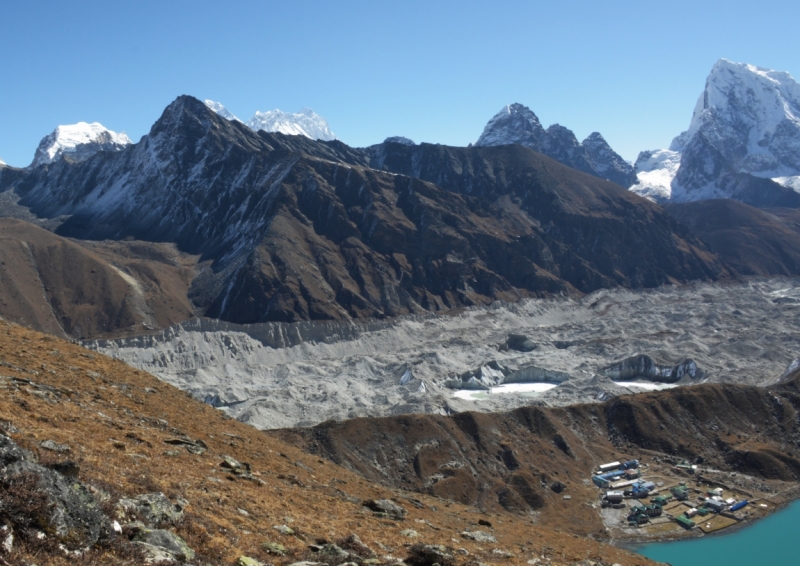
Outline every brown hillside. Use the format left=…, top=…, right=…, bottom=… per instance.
left=666, top=200, right=800, bottom=275
left=0, top=219, right=196, bottom=339
left=275, top=375, right=800, bottom=535
left=0, top=320, right=653, bottom=565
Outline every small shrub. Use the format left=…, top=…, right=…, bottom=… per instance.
left=0, top=471, right=53, bottom=534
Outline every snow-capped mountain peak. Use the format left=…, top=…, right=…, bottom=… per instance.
left=673, top=58, right=800, bottom=159
left=31, top=122, right=131, bottom=168
left=204, top=99, right=241, bottom=122
left=246, top=107, right=336, bottom=141
left=475, top=103, right=635, bottom=186
left=475, top=103, right=545, bottom=148
left=631, top=58, right=800, bottom=203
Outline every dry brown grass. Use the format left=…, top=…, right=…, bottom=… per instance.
left=0, top=320, right=655, bottom=565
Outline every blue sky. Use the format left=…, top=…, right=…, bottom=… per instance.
left=1, top=0, right=799, bottom=166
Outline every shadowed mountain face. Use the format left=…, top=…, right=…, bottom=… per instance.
left=0, top=96, right=726, bottom=329
left=666, top=200, right=800, bottom=276
left=367, top=141, right=725, bottom=288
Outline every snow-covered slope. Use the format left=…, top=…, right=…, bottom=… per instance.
left=247, top=108, right=336, bottom=141
left=31, top=122, right=131, bottom=168
left=475, top=103, right=636, bottom=186
left=632, top=149, right=681, bottom=202
left=632, top=59, right=800, bottom=203
left=204, top=99, right=240, bottom=122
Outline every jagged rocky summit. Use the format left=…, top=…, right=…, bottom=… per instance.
left=205, top=99, right=336, bottom=141
left=30, top=122, right=131, bottom=168
left=632, top=59, right=800, bottom=206
left=474, top=103, right=636, bottom=187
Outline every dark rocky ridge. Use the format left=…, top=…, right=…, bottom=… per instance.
left=0, top=96, right=724, bottom=327
left=666, top=199, right=800, bottom=275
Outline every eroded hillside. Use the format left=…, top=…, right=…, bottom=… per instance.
left=0, top=219, right=197, bottom=339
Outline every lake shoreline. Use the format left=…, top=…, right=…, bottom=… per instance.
left=611, top=485, right=800, bottom=556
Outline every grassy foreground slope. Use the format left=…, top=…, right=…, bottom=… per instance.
left=0, top=320, right=652, bottom=565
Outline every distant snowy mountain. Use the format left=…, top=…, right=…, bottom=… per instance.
left=475, top=103, right=635, bottom=186
left=31, top=122, right=131, bottom=168
left=247, top=108, right=336, bottom=141
left=205, top=100, right=336, bottom=142
left=204, top=100, right=241, bottom=122
left=0, top=156, right=5, bottom=167
left=632, top=59, right=800, bottom=203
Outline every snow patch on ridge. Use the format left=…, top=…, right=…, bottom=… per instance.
left=204, top=100, right=241, bottom=122
left=773, top=176, right=800, bottom=193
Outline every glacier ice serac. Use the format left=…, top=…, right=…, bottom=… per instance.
left=205, top=99, right=336, bottom=141
left=31, top=122, right=131, bottom=168
left=474, top=103, right=636, bottom=187
left=631, top=58, right=800, bottom=202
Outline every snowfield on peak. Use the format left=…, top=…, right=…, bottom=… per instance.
left=631, top=58, right=800, bottom=203
left=204, top=99, right=336, bottom=142
left=31, top=122, right=131, bottom=168
left=247, top=108, right=336, bottom=141
left=632, top=149, right=681, bottom=201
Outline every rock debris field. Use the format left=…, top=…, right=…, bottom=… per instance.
left=88, top=278, right=800, bottom=430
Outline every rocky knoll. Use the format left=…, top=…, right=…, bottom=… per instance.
left=0, top=95, right=725, bottom=330
left=275, top=371, right=800, bottom=535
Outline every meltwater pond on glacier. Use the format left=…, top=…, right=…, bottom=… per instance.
left=636, top=499, right=800, bottom=565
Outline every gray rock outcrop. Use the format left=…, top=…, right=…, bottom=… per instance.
left=0, top=434, right=108, bottom=549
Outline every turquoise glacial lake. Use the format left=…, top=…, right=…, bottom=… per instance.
left=636, top=499, right=800, bottom=565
